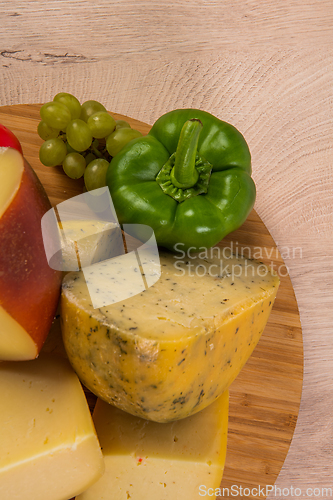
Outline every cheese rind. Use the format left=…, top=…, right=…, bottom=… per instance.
left=61, top=249, right=279, bottom=422
left=77, top=391, right=229, bottom=500
left=0, top=354, right=104, bottom=500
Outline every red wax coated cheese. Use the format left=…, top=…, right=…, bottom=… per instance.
left=0, top=147, right=62, bottom=360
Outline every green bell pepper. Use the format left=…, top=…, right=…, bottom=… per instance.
left=106, top=109, right=256, bottom=252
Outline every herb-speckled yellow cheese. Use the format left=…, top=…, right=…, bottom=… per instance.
left=77, top=390, right=229, bottom=500
left=61, top=248, right=279, bottom=422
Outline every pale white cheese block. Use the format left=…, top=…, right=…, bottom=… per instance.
left=0, top=354, right=104, bottom=500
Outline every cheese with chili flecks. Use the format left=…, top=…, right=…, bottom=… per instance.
left=77, top=390, right=229, bottom=500
left=61, top=248, right=279, bottom=422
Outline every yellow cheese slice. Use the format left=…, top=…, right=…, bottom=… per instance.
left=0, top=354, right=104, bottom=500
left=77, top=390, right=229, bottom=500
left=61, top=248, right=279, bottom=422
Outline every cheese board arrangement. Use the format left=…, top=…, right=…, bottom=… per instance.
left=0, top=102, right=303, bottom=500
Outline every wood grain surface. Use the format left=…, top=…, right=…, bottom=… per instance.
left=0, top=104, right=304, bottom=499
left=0, top=1, right=332, bottom=497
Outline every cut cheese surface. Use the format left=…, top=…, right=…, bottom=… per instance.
left=61, top=248, right=280, bottom=422
left=57, top=219, right=124, bottom=271
left=77, top=390, right=229, bottom=500
left=0, top=305, right=38, bottom=360
left=0, top=354, right=104, bottom=500
left=0, top=147, right=23, bottom=218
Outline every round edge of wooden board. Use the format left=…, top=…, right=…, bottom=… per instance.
left=0, top=104, right=304, bottom=500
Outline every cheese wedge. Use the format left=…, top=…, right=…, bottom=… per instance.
left=77, top=390, right=229, bottom=500
left=57, top=219, right=124, bottom=271
left=0, top=354, right=104, bottom=500
left=61, top=248, right=279, bottom=422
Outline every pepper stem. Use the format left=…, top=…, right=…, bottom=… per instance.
left=170, top=119, right=202, bottom=189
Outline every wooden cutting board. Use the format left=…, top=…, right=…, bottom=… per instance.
left=0, top=104, right=303, bottom=500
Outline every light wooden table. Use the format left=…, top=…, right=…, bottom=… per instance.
left=1, top=1, right=332, bottom=498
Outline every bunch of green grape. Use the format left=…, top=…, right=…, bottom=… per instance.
left=38, top=93, right=142, bottom=191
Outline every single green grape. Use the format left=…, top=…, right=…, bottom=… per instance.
left=40, top=102, right=72, bottom=130
left=54, top=92, right=81, bottom=120
left=84, top=158, right=110, bottom=191
left=66, top=119, right=93, bottom=152
left=87, top=111, right=116, bottom=139
left=37, top=121, right=59, bottom=140
left=115, top=119, right=131, bottom=130
left=80, top=100, right=107, bottom=122
left=39, top=138, right=67, bottom=167
left=62, top=152, right=86, bottom=179
left=106, top=128, right=143, bottom=157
